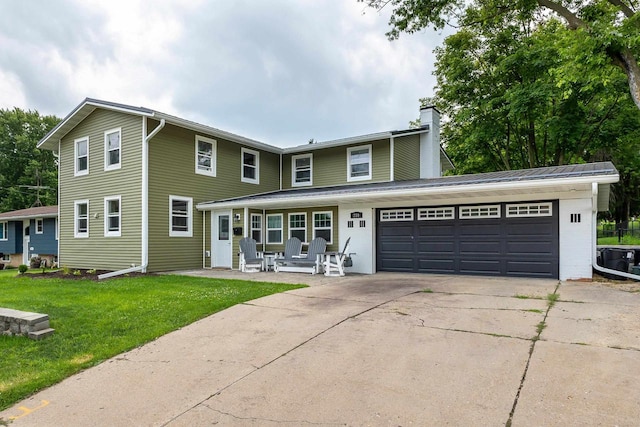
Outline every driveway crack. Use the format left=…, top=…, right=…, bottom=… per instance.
left=505, top=281, right=561, bottom=426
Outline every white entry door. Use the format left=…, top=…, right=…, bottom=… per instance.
left=212, top=211, right=232, bottom=268
left=22, top=221, right=30, bottom=265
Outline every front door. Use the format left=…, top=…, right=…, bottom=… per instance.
left=212, top=211, right=232, bottom=268
left=22, top=222, right=30, bottom=265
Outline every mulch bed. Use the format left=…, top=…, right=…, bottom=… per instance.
left=25, top=269, right=152, bottom=281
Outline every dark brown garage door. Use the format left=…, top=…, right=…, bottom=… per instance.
left=376, top=201, right=559, bottom=278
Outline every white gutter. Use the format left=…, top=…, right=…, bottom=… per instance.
left=590, top=183, right=640, bottom=280
left=197, top=173, right=619, bottom=211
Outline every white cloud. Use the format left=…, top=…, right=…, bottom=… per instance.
left=0, top=0, right=447, bottom=145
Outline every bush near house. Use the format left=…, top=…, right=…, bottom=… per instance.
left=0, top=271, right=305, bottom=410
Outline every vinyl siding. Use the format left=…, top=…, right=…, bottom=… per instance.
left=0, top=221, right=20, bottom=254
left=147, top=123, right=280, bottom=272
left=393, top=134, right=421, bottom=181
left=29, top=218, right=58, bottom=255
left=282, top=139, right=391, bottom=189
left=58, top=109, right=143, bottom=270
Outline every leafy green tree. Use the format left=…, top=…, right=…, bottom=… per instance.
left=0, top=108, right=60, bottom=212
left=362, top=0, right=640, bottom=111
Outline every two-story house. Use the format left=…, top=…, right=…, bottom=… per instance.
left=38, top=98, right=618, bottom=280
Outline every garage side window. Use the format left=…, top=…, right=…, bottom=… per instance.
left=459, top=205, right=500, bottom=219
left=506, top=203, right=552, bottom=217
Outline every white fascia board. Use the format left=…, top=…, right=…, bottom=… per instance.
left=0, top=213, right=58, bottom=221
left=283, top=132, right=393, bottom=154
left=196, top=173, right=619, bottom=211
left=154, top=112, right=282, bottom=154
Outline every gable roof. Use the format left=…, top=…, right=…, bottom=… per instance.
left=0, top=206, right=58, bottom=221
left=197, top=162, right=619, bottom=210
left=38, top=98, right=446, bottom=158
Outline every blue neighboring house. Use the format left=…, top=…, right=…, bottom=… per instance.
left=0, top=206, right=58, bottom=268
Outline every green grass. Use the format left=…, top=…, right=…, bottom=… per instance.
left=0, top=271, right=305, bottom=410
left=597, top=235, right=640, bottom=245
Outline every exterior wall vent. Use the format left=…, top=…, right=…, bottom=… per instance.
left=570, top=213, right=581, bottom=223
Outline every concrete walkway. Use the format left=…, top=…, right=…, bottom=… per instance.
left=1, top=272, right=639, bottom=426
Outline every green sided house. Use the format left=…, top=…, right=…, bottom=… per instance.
left=38, top=98, right=618, bottom=280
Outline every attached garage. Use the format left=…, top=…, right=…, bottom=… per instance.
left=377, top=201, right=559, bottom=278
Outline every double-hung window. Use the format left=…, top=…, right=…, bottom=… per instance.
left=250, top=213, right=263, bottom=243
left=195, top=136, right=217, bottom=176
left=104, top=196, right=121, bottom=237
left=313, top=211, right=332, bottom=243
left=104, top=128, right=121, bottom=170
left=241, top=148, right=259, bottom=184
left=347, top=144, right=372, bottom=181
left=75, top=137, right=89, bottom=176
left=292, top=154, right=312, bottom=187
left=169, top=196, right=192, bottom=237
left=35, top=218, right=44, bottom=234
left=266, top=214, right=283, bottom=244
left=74, top=200, right=89, bottom=238
left=0, top=222, right=7, bottom=241
left=288, top=213, right=307, bottom=242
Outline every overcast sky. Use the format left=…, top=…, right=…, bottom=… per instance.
left=0, top=0, right=448, bottom=147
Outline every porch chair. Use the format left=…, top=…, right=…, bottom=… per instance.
left=238, top=237, right=264, bottom=273
left=273, top=237, right=302, bottom=272
left=323, top=237, right=352, bottom=277
left=275, top=237, right=326, bottom=274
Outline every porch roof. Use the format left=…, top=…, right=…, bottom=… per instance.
left=0, top=206, right=58, bottom=221
left=196, top=162, right=619, bottom=211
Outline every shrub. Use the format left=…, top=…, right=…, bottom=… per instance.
left=18, top=264, right=28, bottom=274
left=30, top=256, right=42, bottom=269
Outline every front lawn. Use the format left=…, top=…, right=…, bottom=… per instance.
left=0, top=271, right=305, bottom=410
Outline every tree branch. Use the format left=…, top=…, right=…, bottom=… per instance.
left=607, top=0, right=636, bottom=18
left=537, top=0, right=586, bottom=29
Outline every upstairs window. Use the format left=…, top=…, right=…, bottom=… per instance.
left=289, top=213, right=307, bottom=242
left=313, top=211, right=332, bottom=243
left=241, top=148, right=259, bottom=184
left=75, top=137, right=89, bottom=176
left=195, top=136, right=217, bottom=176
left=347, top=145, right=372, bottom=182
left=250, top=213, right=263, bottom=243
left=169, top=196, right=193, bottom=237
left=104, top=196, right=121, bottom=237
left=105, top=128, right=121, bottom=170
left=74, top=200, right=89, bottom=238
left=35, top=218, right=44, bottom=234
left=292, top=154, right=312, bottom=187
left=0, top=222, right=7, bottom=241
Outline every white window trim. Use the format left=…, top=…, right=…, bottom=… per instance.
left=169, top=195, right=193, bottom=237
left=288, top=212, right=307, bottom=243
left=0, top=221, right=7, bottom=241
left=418, top=207, right=455, bottom=220
left=241, top=147, right=260, bottom=184
left=266, top=213, right=283, bottom=244
left=250, top=213, right=263, bottom=244
left=313, top=211, right=333, bottom=244
left=104, top=195, right=122, bottom=237
left=195, top=135, right=217, bottom=177
left=291, top=153, right=313, bottom=187
left=55, top=218, right=58, bottom=240
left=74, top=136, right=89, bottom=177
left=104, top=127, right=122, bottom=171
left=347, top=144, right=372, bottom=182
left=35, top=218, right=44, bottom=234
left=74, top=199, right=89, bottom=238
left=459, top=204, right=501, bottom=219
left=506, top=203, right=553, bottom=217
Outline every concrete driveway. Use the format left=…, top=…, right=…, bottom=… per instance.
left=2, top=272, right=639, bottom=426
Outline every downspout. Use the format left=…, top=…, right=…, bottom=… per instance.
left=56, top=141, right=61, bottom=266
left=591, top=182, right=639, bottom=280
left=101, top=118, right=165, bottom=280
left=279, top=152, right=283, bottom=190
left=202, top=211, right=206, bottom=269
left=389, top=135, right=395, bottom=181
